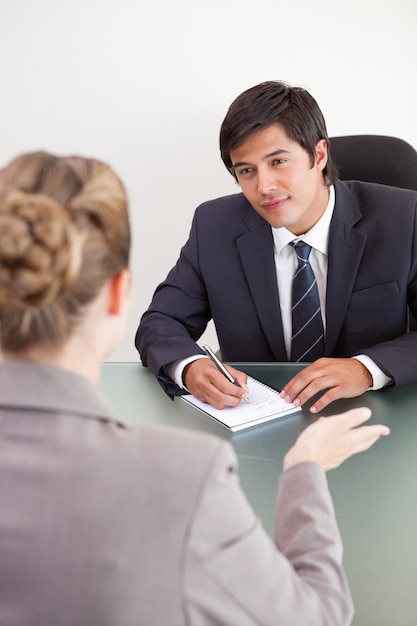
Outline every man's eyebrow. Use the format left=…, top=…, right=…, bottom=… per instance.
left=232, top=149, right=291, bottom=169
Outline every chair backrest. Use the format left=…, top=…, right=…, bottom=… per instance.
left=329, top=135, right=417, bottom=191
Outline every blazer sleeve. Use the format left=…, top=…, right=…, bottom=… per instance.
left=183, top=442, right=353, bottom=626
left=135, top=207, right=212, bottom=396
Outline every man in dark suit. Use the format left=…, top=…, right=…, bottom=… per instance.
left=136, top=81, right=417, bottom=412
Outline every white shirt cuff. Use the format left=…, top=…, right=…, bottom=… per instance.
left=353, top=355, right=392, bottom=390
left=166, top=355, right=209, bottom=391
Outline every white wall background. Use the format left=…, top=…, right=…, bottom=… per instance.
left=0, top=0, right=416, bottom=361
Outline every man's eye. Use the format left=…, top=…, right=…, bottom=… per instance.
left=272, top=158, right=286, bottom=166
left=239, top=167, right=255, bottom=176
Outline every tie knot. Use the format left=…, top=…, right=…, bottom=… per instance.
left=291, top=240, right=312, bottom=261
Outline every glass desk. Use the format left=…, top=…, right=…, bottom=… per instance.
left=101, top=363, right=417, bottom=626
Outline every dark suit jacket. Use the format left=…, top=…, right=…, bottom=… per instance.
left=137, top=180, right=417, bottom=396
left=0, top=362, right=353, bottom=625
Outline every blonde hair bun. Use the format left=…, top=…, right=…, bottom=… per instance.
left=0, top=191, right=82, bottom=310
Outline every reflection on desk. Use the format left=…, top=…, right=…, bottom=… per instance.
left=100, top=362, right=417, bottom=626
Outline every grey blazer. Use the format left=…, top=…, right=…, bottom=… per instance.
left=0, top=362, right=352, bottom=625
left=137, top=180, right=417, bottom=397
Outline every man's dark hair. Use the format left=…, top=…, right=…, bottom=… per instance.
left=220, top=81, right=338, bottom=184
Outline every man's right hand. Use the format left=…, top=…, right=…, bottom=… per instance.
left=183, top=358, right=249, bottom=409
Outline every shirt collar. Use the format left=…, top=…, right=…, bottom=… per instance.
left=272, top=185, right=335, bottom=255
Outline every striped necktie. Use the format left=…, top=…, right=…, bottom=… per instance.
left=290, top=241, right=325, bottom=362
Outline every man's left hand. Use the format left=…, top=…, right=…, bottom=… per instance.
left=280, top=358, right=373, bottom=413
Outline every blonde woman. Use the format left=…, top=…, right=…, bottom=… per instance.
left=0, top=151, right=388, bottom=625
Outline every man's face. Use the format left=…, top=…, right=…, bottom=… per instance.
left=230, top=124, right=330, bottom=235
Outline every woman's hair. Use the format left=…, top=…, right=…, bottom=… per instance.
left=220, top=81, right=338, bottom=184
left=0, top=151, right=130, bottom=352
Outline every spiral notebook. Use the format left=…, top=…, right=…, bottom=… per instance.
left=181, top=376, right=301, bottom=431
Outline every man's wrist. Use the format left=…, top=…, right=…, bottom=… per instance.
left=352, top=355, right=392, bottom=390
left=166, top=355, right=208, bottom=391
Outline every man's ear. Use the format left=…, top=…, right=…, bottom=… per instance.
left=107, top=269, right=131, bottom=316
left=315, top=138, right=328, bottom=173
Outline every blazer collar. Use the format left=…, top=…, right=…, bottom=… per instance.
left=236, top=201, right=287, bottom=360
left=0, top=361, right=116, bottom=423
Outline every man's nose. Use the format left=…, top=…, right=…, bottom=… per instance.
left=257, top=168, right=278, bottom=194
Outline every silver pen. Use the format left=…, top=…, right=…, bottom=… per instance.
left=202, top=344, right=250, bottom=401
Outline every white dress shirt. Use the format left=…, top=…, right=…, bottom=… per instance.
left=168, top=186, right=391, bottom=391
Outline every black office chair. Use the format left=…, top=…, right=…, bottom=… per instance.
left=330, top=134, right=417, bottom=330
left=329, top=134, right=417, bottom=191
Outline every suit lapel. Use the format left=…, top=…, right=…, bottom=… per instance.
left=325, top=182, right=367, bottom=354
left=236, top=209, right=287, bottom=361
